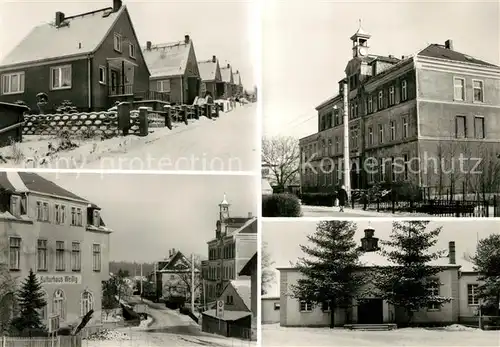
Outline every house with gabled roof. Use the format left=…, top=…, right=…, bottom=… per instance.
left=198, top=55, right=224, bottom=99
left=155, top=248, right=200, bottom=302
left=143, top=35, right=201, bottom=105
left=220, top=63, right=234, bottom=99
left=232, top=70, right=243, bottom=97
left=0, top=0, right=152, bottom=113
left=0, top=172, right=112, bottom=328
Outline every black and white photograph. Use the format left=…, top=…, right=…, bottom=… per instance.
left=261, top=0, right=500, bottom=218
left=0, top=172, right=257, bottom=346
left=262, top=219, right=500, bottom=346
left=0, top=0, right=257, bottom=172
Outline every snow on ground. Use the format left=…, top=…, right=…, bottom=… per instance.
left=262, top=323, right=500, bottom=346
left=138, top=315, right=154, bottom=329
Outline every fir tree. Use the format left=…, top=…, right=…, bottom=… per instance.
left=11, top=269, right=47, bottom=332
left=291, top=221, right=364, bottom=328
left=471, top=233, right=500, bottom=316
left=373, top=221, right=452, bottom=324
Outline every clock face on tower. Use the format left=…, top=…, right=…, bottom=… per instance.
left=358, top=47, right=367, bottom=56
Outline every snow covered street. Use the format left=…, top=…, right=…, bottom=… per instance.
left=262, top=323, right=500, bottom=346
left=0, top=103, right=257, bottom=172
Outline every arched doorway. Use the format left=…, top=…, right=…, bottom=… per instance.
left=53, top=289, right=66, bottom=320
left=351, top=163, right=359, bottom=190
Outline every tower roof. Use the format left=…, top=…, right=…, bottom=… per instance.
left=220, top=193, right=229, bottom=205
left=350, top=20, right=371, bottom=41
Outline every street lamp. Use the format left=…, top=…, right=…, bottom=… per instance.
left=333, top=81, right=350, bottom=196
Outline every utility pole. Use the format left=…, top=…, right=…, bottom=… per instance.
left=342, top=80, right=351, bottom=197
left=191, top=253, right=195, bottom=313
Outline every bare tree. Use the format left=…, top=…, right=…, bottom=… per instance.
left=262, top=136, right=300, bottom=190
left=163, top=255, right=202, bottom=302
left=468, top=143, right=500, bottom=198
left=261, top=242, right=276, bottom=295
left=0, top=243, right=17, bottom=334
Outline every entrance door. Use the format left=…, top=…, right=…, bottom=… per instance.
left=110, top=69, right=119, bottom=95
left=357, top=299, right=383, bottom=324
left=187, top=77, right=199, bottom=104
left=351, top=163, right=359, bottom=190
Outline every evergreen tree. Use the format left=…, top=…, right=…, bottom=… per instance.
left=471, top=234, right=500, bottom=316
left=373, top=221, right=452, bottom=324
left=291, top=221, right=364, bottom=328
left=11, top=269, right=46, bottom=332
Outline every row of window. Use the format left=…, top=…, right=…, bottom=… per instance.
left=208, top=243, right=236, bottom=261
left=1, top=33, right=134, bottom=95
left=38, top=289, right=94, bottom=321
left=298, top=283, right=480, bottom=312
left=455, top=115, right=485, bottom=139
left=454, top=77, right=484, bottom=103
left=9, top=237, right=101, bottom=272
left=205, top=264, right=235, bottom=281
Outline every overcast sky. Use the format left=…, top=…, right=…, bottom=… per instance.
left=263, top=219, right=500, bottom=297
left=41, top=172, right=257, bottom=263
left=0, top=0, right=256, bottom=90
left=262, top=0, right=500, bottom=138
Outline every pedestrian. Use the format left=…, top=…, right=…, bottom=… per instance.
left=338, top=185, right=348, bottom=212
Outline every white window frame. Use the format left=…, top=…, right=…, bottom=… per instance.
left=9, top=237, right=21, bottom=270
left=390, top=121, right=396, bottom=141
left=157, top=80, right=171, bottom=93
left=427, top=281, right=441, bottom=311
left=93, top=244, right=101, bottom=272
left=76, top=208, right=83, bottom=226
left=55, top=241, right=65, bottom=271
left=53, top=289, right=66, bottom=320
left=50, top=65, right=72, bottom=90
left=36, top=201, right=43, bottom=221
left=1, top=72, right=25, bottom=95
left=378, top=90, right=383, bottom=109
left=368, top=127, right=373, bottom=145
left=113, top=33, right=122, bottom=52
left=71, top=242, right=81, bottom=272
left=42, top=202, right=50, bottom=222
left=299, top=300, right=313, bottom=312
left=389, top=85, right=395, bottom=105
left=467, top=284, right=479, bottom=306
left=401, top=80, right=408, bottom=101
left=472, top=79, right=484, bottom=103
left=367, top=97, right=373, bottom=113
left=37, top=239, right=48, bottom=271
left=474, top=115, right=485, bottom=139
left=99, top=66, right=106, bottom=85
left=403, top=117, right=409, bottom=138
left=71, top=207, right=77, bottom=226
left=453, top=77, right=465, bottom=101
left=10, top=195, right=21, bottom=217
left=129, top=43, right=136, bottom=58
left=378, top=124, right=384, bottom=144
left=81, top=291, right=94, bottom=317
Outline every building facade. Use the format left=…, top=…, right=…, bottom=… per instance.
left=261, top=296, right=280, bottom=324
left=0, top=0, right=151, bottom=113
left=201, top=195, right=257, bottom=305
left=198, top=56, right=224, bottom=99
left=0, top=172, right=111, bottom=328
left=300, top=26, right=500, bottom=194
left=278, top=228, right=481, bottom=327
left=220, top=64, right=234, bottom=99
left=144, top=35, right=201, bottom=105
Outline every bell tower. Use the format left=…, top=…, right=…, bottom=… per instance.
left=351, top=20, right=371, bottom=58
left=219, top=193, right=230, bottom=222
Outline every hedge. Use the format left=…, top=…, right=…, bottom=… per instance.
left=299, top=193, right=336, bottom=206
left=262, top=193, right=301, bottom=217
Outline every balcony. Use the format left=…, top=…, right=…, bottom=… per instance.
left=109, top=83, right=133, bottom=97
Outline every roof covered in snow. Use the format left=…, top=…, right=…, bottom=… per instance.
left=198, top=59, right=219, bottom=81
left=226, top=280, right=251, bottom=311
left=418, top=44, right=499, bottom=67
left=202, top=309, right=251, bottom=321
left=1, top=6, right=126, bottom=67
left=220, top=65, right=233, bottom=83
left=142, top=40, right=192, bottom=78
left=232, top=71, right=241, bottom=85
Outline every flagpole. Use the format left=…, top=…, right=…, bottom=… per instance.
left=191, top=254, right=195, bottom=313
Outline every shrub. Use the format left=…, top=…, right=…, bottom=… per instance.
left=262, top=193, right=301, bottom=217
left=121, top=304, right=140, bottom=321
left=299, top=193, right=336, bottom=206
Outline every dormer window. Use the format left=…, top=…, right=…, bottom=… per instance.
left=93, top=210, right=101, bottom=227
left=10, top=195, right=20, bottom=217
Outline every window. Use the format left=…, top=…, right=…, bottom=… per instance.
left=129, top=43, right=135, bottom=58
left=372, top=95, right=378, bottom=112
left=390, top=121, right=396, bottom=141
left=391, top=156, right=396, bottom=182
left=367, top=97, right=373, bottom=113
left=1, top=72, right=25, bottom=94
left=328, top=139, right=332, bottom=156
left=55, top=204, right=61, bottom=224
left=354, top=101, right=358, bottom=117
left=99, top=66, right=106, bottom=84
left=157, top=80, right=171, bottom=93
left=81, top=291, right=94, bottom=317
left=93, top=210, right=100, bottom=227
left=9, top=237, right=21, bottom=270
left=60, top=205, right=66, bottom=224
left=403, top=154, right=409, bottom=181
left=473, top=80, right=484, bottom=102
left=368, top=127, right=373, bottom=145
left=401, top=80, right=408, bottom=101
left=467, top=284, right=479, bottom=305
left=427, top=281, right=440, bottom=310
left=322, top=301, right=331, bottom=312
left=56, top=241, right=65, bottom=271
left=53, top=289, right=66, bottom=320
left=299, top=300, right=313, bottom=312
left=113, top=33, right=122, bottom=52
left=350, top=103, right=354, bottom=119
left=71, top=207, right=76, bottom=226
left=474, top=116, right=485, bottom=139
left=71, top=242, right=81, bottom=271
left=455, top=115, right=467, bottom=138
left=274, top=302, right=280, bottom=310
left=378, top=124, right=384, bottom=144
left=93, top=244, right=101, bottom=272
left=454, top=77, right=465, bottom=101
left=51, top=65, right=72, bottom=90
left=36, top=201, right=43, bottom=221
left=37, top=239, right=48, bottom=271
left=226, top=295, right=234, bottom=305
left=38, top=291, right=48, bottom=321
left=389, top=85, right=395, bottom=105
left=378, top=90, right=383, bottom=109
left=42, top=202, right=49, bottom=222
left=76, top=208, right=82, bottom=226
left=403, top=117, right=409, bottom=138
left=335, top=137, right=339, bottom=153
left=10, top=195, right=21, bottom=217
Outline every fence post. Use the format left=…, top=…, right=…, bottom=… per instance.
left=163, top=105, right=172, bottom=130
left=494, top=196, right=497, bottom=217
left=138, top=107, right=148, bottom=137
left=455, top=200, right=460, bottom=218
left=391, top=193, right=395, bottom=214
left=377, top=197, right=380, bottom=212
left=117, top=102, right=131, bottom=136
left=2, top=336, right=5, bottom=347
left=206, top=104, right=212, bottom=119
left=194, top=105, right=200, bottom=120
left=485, top=199, right=489, bottom=218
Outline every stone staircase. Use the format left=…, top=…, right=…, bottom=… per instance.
left=344, top=323, right=397, bottom=331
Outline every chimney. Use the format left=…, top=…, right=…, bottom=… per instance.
left=172, top=248, right=176, bottom=255
left=227, top=63, right=230, bottom=68
left=401, top=55, right=406, bottom=60
left=55, top=11, right=65, bottom=27
left=212, top=55, right=216, bottom=63
left=388, top=54, right=394, bottom=58
left=146, top=41, right=152, bottom=50
left=168, top=249, right=171, bottom=257
left=449, top=241, right=456, bottom=265
left=248, top=212, right=252, bottom=218
left=184, top=35, right=190, bottom=44
left=445, top=39, right=454, bottom=50
left=113, top=0, right=122, bottom=12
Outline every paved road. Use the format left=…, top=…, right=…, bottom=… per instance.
left=300, top=205, right=429, bottom=217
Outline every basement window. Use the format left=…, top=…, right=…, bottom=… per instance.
left=274, top=302, right=280, bottom=310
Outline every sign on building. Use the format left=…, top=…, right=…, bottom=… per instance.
left=48, top=315, right=60, bottom=333
left=37, top=274, right=82, bottom=285
left=216, top=300, right=224, bottom=318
